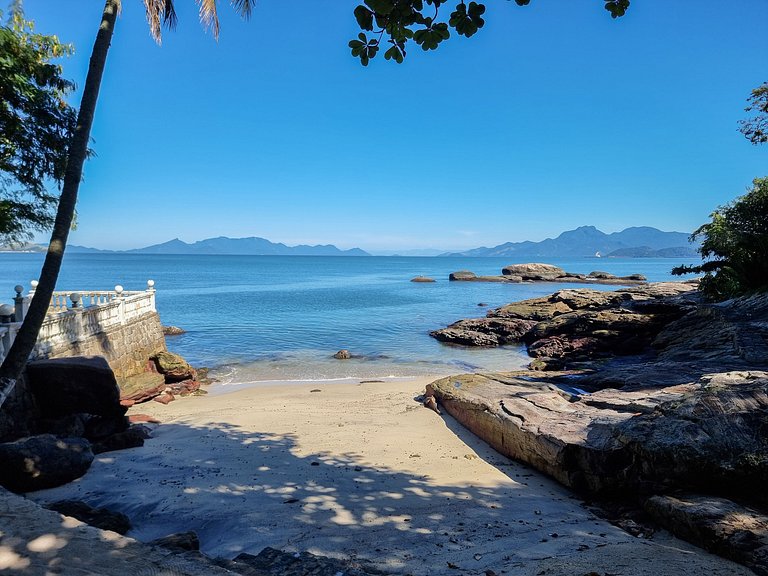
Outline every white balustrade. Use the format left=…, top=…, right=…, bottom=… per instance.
left=0, top=280, right=157, bottom=365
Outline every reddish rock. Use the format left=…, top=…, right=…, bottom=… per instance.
left=129, top=414, right=161, bottom=424
left=153, top=393, right=175, bottom=405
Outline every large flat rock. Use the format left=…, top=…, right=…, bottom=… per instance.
left=429, top=370, right=768, bottom=503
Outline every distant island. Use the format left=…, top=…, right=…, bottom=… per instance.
left=442, top=226, right=698, bottom=258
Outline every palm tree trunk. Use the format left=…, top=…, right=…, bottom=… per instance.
left=0, top=0, right=120, bottom=406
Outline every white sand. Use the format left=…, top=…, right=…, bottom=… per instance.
left=30, top=377, right=752, bottom=575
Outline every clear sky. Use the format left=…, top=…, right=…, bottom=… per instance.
left=22, top=0, right=768, bottom=252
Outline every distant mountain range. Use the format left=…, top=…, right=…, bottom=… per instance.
left=29, top=236, right=370, bottom=256
left=1, top=227, right=698, bottom=258
left=442, top=226, right=697, bottom=258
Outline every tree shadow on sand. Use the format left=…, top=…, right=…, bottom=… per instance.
left=14, top=412, right=752, bottom=576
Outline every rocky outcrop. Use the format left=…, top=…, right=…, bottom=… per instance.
left=410, top=276, right=436, bottom=282
left=449, top=270, right=477, bottom=281
left=0, top=434, right=94, bottom=492
left=502, top=262, right=565, bottom=280
left=429, top=370, right=768, bottom=504
left=427, top=289, right=768, bottom=573
left=152, top=351, right=197, bottom=382
left=447, top=262, right=648, bottom=285
left=645, top=495, right=768, bottom=576
left=431, top=318, right=537, bottom=346
left=431, top=283, right=699, bottom=365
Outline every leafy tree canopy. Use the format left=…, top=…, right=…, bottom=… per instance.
left=740, top=82, right=768, bottom=146
left=672, top=177, right=768, bottom=300
left=349, top=0, right=630, bottom=65
left=0, top=3, right=77, bottom=243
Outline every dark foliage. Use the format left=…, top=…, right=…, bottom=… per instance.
left=0, top=5, right=77, bottom=242
left=349, top=0, right=629, bottom=65
left=673, top=178, right=768, bottom=300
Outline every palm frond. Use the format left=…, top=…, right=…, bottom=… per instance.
left=163, top=0, right=178, bottom=30
left=143, top=0, right=163, bottom=43
left=231, top=0, right=254, bottom=19
left=143, top=0, right=177, bottom=44
left=197, top=0, right=220, bottom=39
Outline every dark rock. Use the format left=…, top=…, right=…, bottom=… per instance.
left=224, top=546, right=380, bottom=576
left=624, top=273, right=647, bottom=281
left=45, top=499, right=131, bottom=534
left=430, top=327, right=502, bottom=347
left=333, top=349, right=351, bottom=360
left=645, top=494, right=768, bottom=575
left=92, top=424, right=151, bottom=454
left=162, top=325, right=186, bottom=336
left=151, top=351, right=196, bottom=382
left=149, top=531, right=200, bottom=552
left=502, top=263, right=566, bottom=281
left=449, top=270, right=476, bottom=281
left=0, top=434, right=93, bottom=492
left=26, top=356, right=126, bottom=420
left=0, top=373, right=38, bottom=442
left=588, top=271, right=616, bottom=279
left=431, top=318, right=537, bottom=347
left=41, top=413, right=88, bottom=438
left=527, top=335, right=606, bottom=359
left=410, top=276, right=436, bottom=282
left=83, top=414, right=129, bottom=441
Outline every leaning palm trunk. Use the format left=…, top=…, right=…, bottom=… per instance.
left=0, top=0, right=120, bottom=406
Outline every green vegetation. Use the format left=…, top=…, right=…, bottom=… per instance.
left=349, top=0, right=629, bottom=65
left=740, top=82, right=768, bottom=145
left=673, top=177, right=768, bottom=300
left=0, top=4, right=77, bottom=243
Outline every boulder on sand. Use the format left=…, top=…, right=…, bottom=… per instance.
left=0, top=434, right=94, bottom=492
left=25, top=356, right=127, bottom=419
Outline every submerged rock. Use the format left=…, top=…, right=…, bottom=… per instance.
left=333, top=349, right=351, bottom=360
left=410, top=276, right=436, bottom=282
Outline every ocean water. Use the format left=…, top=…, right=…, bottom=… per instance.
left=0, top=253, right=691, bottom=384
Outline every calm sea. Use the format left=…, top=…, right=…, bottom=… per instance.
left=0, top=254, right=690, bottom=384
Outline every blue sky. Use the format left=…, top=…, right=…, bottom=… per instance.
left=24, top=0, right=768, bottom=251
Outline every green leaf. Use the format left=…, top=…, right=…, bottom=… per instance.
left=354, top=6, right=374, bottom=31
left=365, top=0, right=394, bottom=15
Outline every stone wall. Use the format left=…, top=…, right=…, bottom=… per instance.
left=34, top=311, right=167, bottom=383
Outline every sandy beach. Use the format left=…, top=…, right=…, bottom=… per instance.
left=28, top=377, right=752, bottom=575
